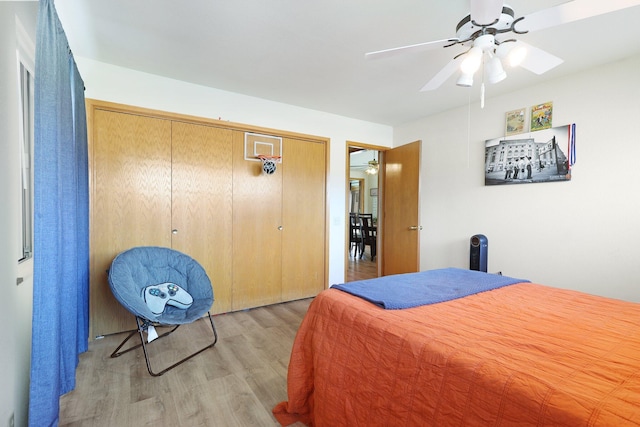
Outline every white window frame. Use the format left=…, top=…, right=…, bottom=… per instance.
left=16, top=16, right=35, bottom=264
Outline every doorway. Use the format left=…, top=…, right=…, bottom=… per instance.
left=345, top=140, right=422, bottom=281
left=346, top=143, right=382, bottom=282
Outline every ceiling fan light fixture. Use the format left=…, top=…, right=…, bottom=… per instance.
left=487, top=56, right=506, bottom=84
left=495, top=41, right=513, bottom=59
left=456, top=72, right=474, bottom=87
left=460, top=46, right=483, bottom=74
left=474, top=33, right=495, bottom=51
left=507, top=45, right=527, bottom=67
left=365, top=159, right=379, bottom=175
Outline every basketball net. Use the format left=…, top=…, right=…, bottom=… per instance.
left=258, top=155, right=281, bottom=175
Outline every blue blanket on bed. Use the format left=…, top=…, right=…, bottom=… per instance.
left=332, top=268, right=529, bottom=309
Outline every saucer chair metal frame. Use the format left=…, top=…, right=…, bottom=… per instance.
left=108, top=246, right=218, bottom=376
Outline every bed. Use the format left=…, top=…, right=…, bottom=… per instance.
left=273, top=268, right=640, bottom=426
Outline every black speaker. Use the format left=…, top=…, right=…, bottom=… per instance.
left=470, top=234, right=488, bottom=272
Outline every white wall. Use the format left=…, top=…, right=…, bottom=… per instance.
left=395, top=55, right=640, bottom=302
left=71, top=57, right=393, bottom=289
left=0, top=3, right=38, bottom=427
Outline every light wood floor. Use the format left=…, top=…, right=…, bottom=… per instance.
left=59, top=250, right=375, bottom=426
left=346, top=245, right=378, bottom=282
left=59, top=298, right=312, bottom=427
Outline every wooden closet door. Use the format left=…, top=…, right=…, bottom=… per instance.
left=232, top=132, right=283, bottom=310
left=90, top=109, right=172, bottom=338
left=281, top=138, right=326, bottom=300
left=171, top=122, right=233, bottom=314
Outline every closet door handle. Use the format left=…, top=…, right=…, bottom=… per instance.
left=172, top=229, right=178, bottom=235
left=409, top=226, right=423, bottom=231
left=278, top=226, right=283, bottom=231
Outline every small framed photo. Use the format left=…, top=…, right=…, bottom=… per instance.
left=531, top=102, right=553, bottom=131
left=370, top=188, right=378, bottom=197
left=505, top=108, right=526, bottom=136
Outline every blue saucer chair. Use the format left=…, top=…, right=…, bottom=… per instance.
left=108, top=246, right=218, bottom=376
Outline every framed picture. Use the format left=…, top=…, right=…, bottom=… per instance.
left=370, top=188, right=378, bottom=197
left=530, top=102, right=553, bottom=131
left=505, top=108, right=526, bottom=136
left=484, top=124, right=575, bottom=186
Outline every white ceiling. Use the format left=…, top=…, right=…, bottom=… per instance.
left=55, top=0, right=640, bottom=126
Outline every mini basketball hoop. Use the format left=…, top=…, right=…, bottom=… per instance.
left=257, top=155, right=281, bottom=175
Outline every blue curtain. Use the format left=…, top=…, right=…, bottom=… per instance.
left=29, top=0, right=89, bottom=425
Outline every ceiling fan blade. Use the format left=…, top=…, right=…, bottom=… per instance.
left=365, top=38, right=457, bottom=60
left=513, top=41, right=563, bottom=75
left=470, top=0, right=504, bottom=26
left=520, top=0, right=640, bottom=33
left=420, top=56, right=464, bottom=91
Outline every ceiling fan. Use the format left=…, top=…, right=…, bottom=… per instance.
left=366, top=0, right=640, bottom=95
left=351, top=159, right=380, bottom=175
left=351, top=150, right=380, bottom=174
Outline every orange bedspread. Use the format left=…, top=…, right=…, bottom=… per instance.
left=273, top=283, right=640, bottom=426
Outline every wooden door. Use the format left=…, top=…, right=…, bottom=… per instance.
left=232, top=132, right=283, bottom=309
left=281, top=138, right=326, bottom=300
left=90, top=109, right=172, bottom=337
left=382, top=140, right=421, bottom=276
left=171, top=122, right=233, bottom=314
